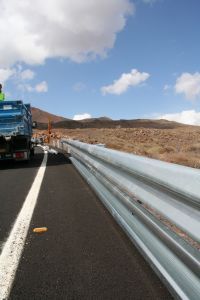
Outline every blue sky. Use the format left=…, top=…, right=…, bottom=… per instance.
left=1, top=0, right=200, bottom=124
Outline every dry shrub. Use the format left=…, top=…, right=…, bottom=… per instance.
left=106, top=143, right=122, bottom=151
left=159, top=152, right=200, bottom=168
left=163, top=146, right=176, bottom=153
left=150, top=146, right=165, bottom=155
left=186, top=143, right=200, bottom=152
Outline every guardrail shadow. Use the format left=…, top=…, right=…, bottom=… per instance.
left=46, top=152, right=72, bottom=167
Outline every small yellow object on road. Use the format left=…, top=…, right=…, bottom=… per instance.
left=33, top=227, right=48, bottom=233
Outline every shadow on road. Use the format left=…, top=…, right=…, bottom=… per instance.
left=0, top=150, right=71, bottom=170
left=47, top=152, right=72, bottom=167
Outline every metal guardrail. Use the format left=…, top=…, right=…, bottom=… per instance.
left=53, top=139, right=200, bottom=300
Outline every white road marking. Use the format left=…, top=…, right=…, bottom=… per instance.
left=0, top=151, right=48, bottom=300
left=38, top=145, right=58, bottom=154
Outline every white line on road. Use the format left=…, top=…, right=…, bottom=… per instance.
left=0, top=151, right=48, bottom=300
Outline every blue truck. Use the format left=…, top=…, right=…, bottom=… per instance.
left=0, top=100, right=34, bottom=161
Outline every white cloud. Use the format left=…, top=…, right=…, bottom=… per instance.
left=158, top=110, right=200, bottom=125
left=0, top=0, right=133, bottom=68
left=0, top=66, right=35, bottom=85
left=0, top=65, right=47, bottom=95
left=20, top=69, right=35, bottom=81
left=18, top=84, right=33, bottom=93
left=73, top=113, right=92, bottom=120
left=0, top=68, right=16, bottom=83
left=35, top=81, right=48, bottom=93
left=175, top=72, right=200, bottom=100
left=18, top=81, right=48, bottom=93
left=101, top=69, right=150, bottom=95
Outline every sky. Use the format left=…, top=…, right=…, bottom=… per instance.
left=1, top=0, right=200, bottom=124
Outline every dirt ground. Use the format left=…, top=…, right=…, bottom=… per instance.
left=46, top=126, right=200, bottom=169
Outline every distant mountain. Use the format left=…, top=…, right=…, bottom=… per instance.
left=54, top=118, right=186, bottom=130
left=31, top=107, right=67, bottom=124
left=80, top=116, right=113, bottom=123
left=31, top=107, right=188, bottom=130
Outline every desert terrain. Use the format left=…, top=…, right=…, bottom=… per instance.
left=32, top=107, right=200, bottom=169
left=48, top=126, right=200, bottom=169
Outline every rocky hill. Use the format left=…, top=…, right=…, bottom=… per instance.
left=31, top=107, right=67, bottom=124
left=54, top=118, right=187, bottom=130
left=31, top=107, right=186, bottom=130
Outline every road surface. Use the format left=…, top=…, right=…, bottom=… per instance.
left=0, top=147, right=173, bottom=299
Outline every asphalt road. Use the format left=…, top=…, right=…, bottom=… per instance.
left=0, top=147, right=173, bottom=299
left=0, top=149, right=44, bottom=251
